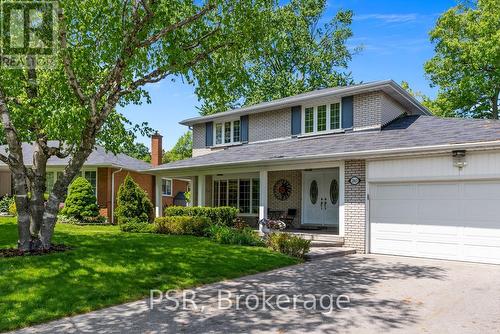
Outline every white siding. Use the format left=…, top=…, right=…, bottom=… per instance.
left=368, top=151, right=500, bottom=181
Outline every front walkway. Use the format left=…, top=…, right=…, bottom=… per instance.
left=11, top=255, right=500, bottom=334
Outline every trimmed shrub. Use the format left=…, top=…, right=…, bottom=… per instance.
left=57, top=215, right=81, bottom=225
left=115, top=175, right=153, bottom=224
left=154, top=216, right=211, bottom=236
left=207, top=225, right=264, bottom=246
left=8, top=200, right=16, bottom=216
left=120, top=221, right=156, bottom=233
left=0, top=196, right=14, bottom=213
left=164, top=206, right=238, bottom=226
left=267, top=233, right=311, bottom=259
left=60, top=177, right=99, bottom=219
left=58, top=214, right=107, bottom=225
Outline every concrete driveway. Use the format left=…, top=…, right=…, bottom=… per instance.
left=11, top=254, right=500, bottom=334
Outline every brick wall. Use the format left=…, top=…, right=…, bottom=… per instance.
left=162, top=179, right=189, bottom=207
left=192, top=123, right=212, bottom=157
left=344, top=160, right=366, bottom=252
left=248, top=108, right=291, bottom=142
left=353, top=92, right=382, bottom=130
left=267, top=170, right=302, bottom=226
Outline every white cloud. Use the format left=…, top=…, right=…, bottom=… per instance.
left=356, top=13, right=418, bottom=23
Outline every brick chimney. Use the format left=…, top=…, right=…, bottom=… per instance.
left=151, top=132, right=163, bottom=167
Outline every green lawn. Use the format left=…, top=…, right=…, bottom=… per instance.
left=0, top=217, right=299, bottom=332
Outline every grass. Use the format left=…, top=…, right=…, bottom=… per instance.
left=0, top=217, right=299, bottom=332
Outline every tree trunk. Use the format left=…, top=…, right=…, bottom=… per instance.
left=29, top=142, right=48, bottom=250
left=12, top=170, right=31, bottom=251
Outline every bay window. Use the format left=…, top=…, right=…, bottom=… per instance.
left=303, top=102, right=342, bottom=134
left=214, top=119, right=241, bottom=145
left=213, top=177, right=260, bottom=214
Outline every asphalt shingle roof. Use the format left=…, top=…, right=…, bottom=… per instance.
left=0, top=141, right=151, bottom=171
left=153, top=116, right=500, bottom=171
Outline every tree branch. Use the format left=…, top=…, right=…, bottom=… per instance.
left=138, top=2, right=216, bottom=48
left=58, top=9, right=88, bottom=106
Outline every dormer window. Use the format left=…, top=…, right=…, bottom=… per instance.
left=215, top=119, right=241, bottom=146
left=302, top=101, right=342, bottom=135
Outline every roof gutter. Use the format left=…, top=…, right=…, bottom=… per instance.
left=147, top=140, right=500, bottom=174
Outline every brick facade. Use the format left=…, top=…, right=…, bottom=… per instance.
left=267, top=170, right=302, bottom=226
left=248, top=108, right=291, bottom=143
left=343, top=160, right=367, bottom=253
left=353, top=92, right=382, bottom=130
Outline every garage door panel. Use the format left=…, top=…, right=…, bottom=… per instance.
left=372, top=184, right=416, bottom=200
left=370, top=181, right=500, bottom=265
left=417, top=200, right=461, bottom=220
left=462, top=200, right=500, bottom=221
left=371, top=199, right=416, bottom=219
left=463, top=182, right=500, bottom=199
left=417, top=183, right=460, bottom=199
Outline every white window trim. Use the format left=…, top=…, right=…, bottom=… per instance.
left=162, top=178, right=173, bottom=197
left=301, top=98, right=342, bottom=136
left=46, top=168, right=98, bottom=196
left=213, top=118, right=242, bottom=147
left=212, top=175, right=259, bottom=216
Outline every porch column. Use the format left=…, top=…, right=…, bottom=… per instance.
left=154, top=175, right=163, bottom=217
left=259, top=170, right=268, bottom=232
left=197, top=175, right=205, bottom=207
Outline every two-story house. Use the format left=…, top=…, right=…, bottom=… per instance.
left=150, top=80, right=500, bottom=265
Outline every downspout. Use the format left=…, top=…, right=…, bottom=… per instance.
left=111, top=168, right=123, bottom=224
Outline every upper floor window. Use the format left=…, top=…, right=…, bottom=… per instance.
left=303, top=102, right=341, bottom=134
left=214, top=119, right=241, bottom=145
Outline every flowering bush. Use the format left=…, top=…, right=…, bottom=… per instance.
left=259, top=219, right=286, bottom=231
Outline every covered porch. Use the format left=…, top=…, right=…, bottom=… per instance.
left=153, top=160, right=349, bottom=237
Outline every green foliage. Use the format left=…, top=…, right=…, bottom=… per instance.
left=267, top=233, right=311, bottom=259
left=0, top=196, right=14, bottom=213
left=424, top=0, right=500, bottom=119
left=122, top=142, right=152, bottom=162
left=400, top=81, right=456, bottom=117
left=163, top=131, right=193, bottom=163
left=164, top=206, right=239, bottom=226
left=8, top=201, right=16, bottom=216
left=154, top=216, right=211, bottom=236
left=120, top=221, right=156, bottom=233
left=60, top=177, right=99, bottom=219
left=198, top=0, right=358, bottom=114
left=115, top=175, right=153, bottom=224
left=207, top=225, right=264, bottom=246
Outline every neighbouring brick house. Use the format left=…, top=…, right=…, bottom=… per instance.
left=149, top=80, right=500, bottom=265
left=0, top=134, right=190, bottom=223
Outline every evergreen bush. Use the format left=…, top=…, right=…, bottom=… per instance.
left=115, top=175, right=153, bottom=224
left=60, top=177, right=99, bottom=219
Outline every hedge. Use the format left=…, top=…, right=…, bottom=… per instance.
left=163, top=206, right=238, bottom=226
left=154, top=216, right=211, bottom=236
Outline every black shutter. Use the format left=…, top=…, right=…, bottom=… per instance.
left=240, top=115, right=249, bottom=143
left=291, top=106, right=302, bottom=136
left=341, top=96, right=353, bottom=129
left=205, top=122, right=213, bottom=147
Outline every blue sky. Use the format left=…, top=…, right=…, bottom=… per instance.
left=120, top=0, right=458, bottom=150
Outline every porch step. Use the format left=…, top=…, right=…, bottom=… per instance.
left=306, top=247, right=357, bottom=261
left=310, top=240, right=344, bottom=248
left=288, top=231, right=344, bottom=244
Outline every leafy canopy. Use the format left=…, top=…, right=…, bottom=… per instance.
left=163, top=131, right=192, bottom=163
left=424, top=0, right=500, bottom=119
left=196, top=0, right=358, bottom=114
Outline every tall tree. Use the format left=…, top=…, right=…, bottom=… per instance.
left=196, top=0, right=358, bottom=114
left=0, top=0, right=283, bottom=251
left=424, top=0, right=500, bottom=119
left=123, top=142, right=151, bottom=162
left=163, top=131, right=192, bottom=163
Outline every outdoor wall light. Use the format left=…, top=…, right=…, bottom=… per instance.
left=452, top=150, right=467, bottom=168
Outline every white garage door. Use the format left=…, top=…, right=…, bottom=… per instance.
left=370, top=181, right=500, bottom=264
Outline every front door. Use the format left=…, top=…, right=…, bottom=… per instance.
left=303, top=169, right=340, bottom=226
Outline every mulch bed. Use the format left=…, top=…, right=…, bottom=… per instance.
left=0, top=244, right=72, bottom=258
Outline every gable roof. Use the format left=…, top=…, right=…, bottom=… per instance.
left=180, top=80, right=432, bottom=126
left=152, top=115, right=500, bottom=172
left=0, top=142, right=151, bottom=171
